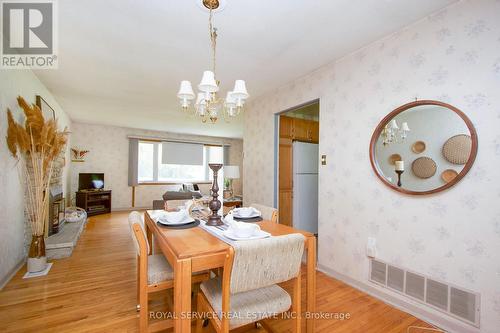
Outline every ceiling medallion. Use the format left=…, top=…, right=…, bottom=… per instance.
left=202, top=0, right=219, bottom=10
left=177, top=1, right=248, bottom=124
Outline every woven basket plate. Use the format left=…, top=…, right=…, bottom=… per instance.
left=412, top=141, right=426, bottom=154
left=441, top=169, right=458, bottom=183
left=442, top=134, right=471, bottom=165
left=412, top=157, right=437, bottom=179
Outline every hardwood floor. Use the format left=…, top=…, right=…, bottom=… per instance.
left=0, top=211, right=434, bottom=333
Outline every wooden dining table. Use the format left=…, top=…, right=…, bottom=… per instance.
left=144, top=210, right=317, bottom=333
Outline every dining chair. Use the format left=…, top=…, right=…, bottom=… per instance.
left=165, top=199, right=190, bottom=211
left=128, top=211, right=209, bottom=333
left=195, top=233, right=305, bottom=333
left=251, top=203, right=278, bottom=223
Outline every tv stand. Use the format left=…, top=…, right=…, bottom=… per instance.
left=76, top=190, right=112, bottom=216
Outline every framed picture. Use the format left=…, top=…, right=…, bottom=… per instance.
left=36, top=95, right=56, bottom=121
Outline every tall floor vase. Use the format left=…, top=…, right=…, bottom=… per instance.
left=27, top=235, right=47, bottom=273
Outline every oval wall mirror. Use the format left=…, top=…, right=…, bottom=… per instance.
left=369, top=100, right=478, bottom=195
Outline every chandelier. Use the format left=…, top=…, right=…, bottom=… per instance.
left=177, top=0, right=249, bottom=123
left=381, top=119, right=410, bottom=146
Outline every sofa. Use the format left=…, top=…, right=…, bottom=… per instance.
left=152, top=184, right=206, bottom=210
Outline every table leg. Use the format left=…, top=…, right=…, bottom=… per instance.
left=306, top=236, right=317, bottom=333
left=174, top=258, right=192, bottom=333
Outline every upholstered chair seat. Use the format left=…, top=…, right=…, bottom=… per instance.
left=200, top=276, right=291, bottom=329
left=147, top=254, right=174, bottom=284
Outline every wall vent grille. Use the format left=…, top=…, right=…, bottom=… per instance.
left=370, top=260, right=387, bottom=284
left=405, top=271, right=425, bottom=301
left=369, top=259, right=480, bottom=327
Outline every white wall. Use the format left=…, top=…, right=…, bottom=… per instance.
left=0, top=70, right=72, bottom=286
left=243, top=0, right=500, bottom=331
left=70, top=122, right=243, bottom=210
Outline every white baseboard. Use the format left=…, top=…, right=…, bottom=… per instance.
left=0, top=257, right=25, bottom=290
left=317, top=264, right=479, bottom=333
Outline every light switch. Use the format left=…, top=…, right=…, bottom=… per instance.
left=366, top=237, right=377, bottom=258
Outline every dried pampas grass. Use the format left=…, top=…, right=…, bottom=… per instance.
left=5, top=96, right=69, bottom=237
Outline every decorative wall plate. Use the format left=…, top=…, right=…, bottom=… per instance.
left=412, top=157, right=437, bottom=179
left=412, top=141, right=426, bottom=154
left=442, top=134, right=472, bottom=165
left=388, top=154, right=402, bottom=165
left=441, top=169, right=458, bottom=183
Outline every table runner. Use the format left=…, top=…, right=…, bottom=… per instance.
left=190, top=211, right=238, bottom=245
left=148, top=210, right=270, bottom=245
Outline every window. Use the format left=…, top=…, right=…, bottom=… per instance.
left=137, top=141, right=224, bottom=183
left=138, top=141, right=155, bottom=182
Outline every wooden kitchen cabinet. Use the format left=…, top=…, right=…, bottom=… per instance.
left=279, top=138, right=293, bottom=190
left=292, top=118, right=319, bottom=143
left=292, top=118, right=309, bottom=142
left=310, top=120, right=319, bottom=142
left=278, top=190, right=293, bottom=226
left=279, top=116, right=319, bottom=143
left=279, top=131, right=294, bottom=226
left=279, top=116, right=294, bottom=139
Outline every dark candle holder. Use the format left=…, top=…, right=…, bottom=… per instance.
left=395, top=170, right=404, bottom=187
left=206, top=163, right=224, bottom=226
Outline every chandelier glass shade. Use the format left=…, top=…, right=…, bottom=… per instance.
left=381, top=120, right=410, bottom=146
left=177, top=3, right=249, bottom=123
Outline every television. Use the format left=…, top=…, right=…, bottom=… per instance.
left=78, top=173, right=105, bottom=191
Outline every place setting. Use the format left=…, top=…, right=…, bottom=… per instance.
left=207, top=209, right=270, bottom=241
left=231, top=206, right=263, bottom=222
left=150, top=208, right=200, bottom=229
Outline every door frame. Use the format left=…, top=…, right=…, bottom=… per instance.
left=274, top=98, right=320, bottom=210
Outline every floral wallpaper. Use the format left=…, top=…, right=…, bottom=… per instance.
left=243, top=0, right=500, bottom=331
left=70, top=123, right=243, bottom=210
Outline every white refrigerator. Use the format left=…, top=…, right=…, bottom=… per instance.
left=292, top=142, right=319, bottom=234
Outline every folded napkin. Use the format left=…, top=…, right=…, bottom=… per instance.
left=227, top=220, right=261, bottom=237
left=233, top=206, right=261, bottom=218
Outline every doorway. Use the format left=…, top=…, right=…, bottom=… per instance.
left=276, top=100, right=319, bottom=235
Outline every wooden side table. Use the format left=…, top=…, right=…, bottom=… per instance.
left=223, top=199, right=242, bottom=208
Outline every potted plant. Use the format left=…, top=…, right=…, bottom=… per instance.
left=223, top=178, right=231, bottom=199
left=6, top=96, right=68, bottom=273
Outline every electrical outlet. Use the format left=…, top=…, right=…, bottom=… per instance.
left=321, top=155, right=327, bottom=165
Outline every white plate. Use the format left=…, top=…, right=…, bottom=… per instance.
left=223, top=230, right=271, bottom=241
left=233, top=213, right=261, bottom=219
left=158, top=216, right=195, bottom=226
left=232, top=208, right=261, bottom=219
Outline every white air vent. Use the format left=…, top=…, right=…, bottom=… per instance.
left=450, top=287, right=477, bottom=323
left=427, top=279, right=448, bottom=310
left=370, top=260, right=387, bottom=284
left=387, top=265, right=405, bottom=292
left=405, top=271, right=425, bottom=301
left=369, top=259, right=480, bottom=327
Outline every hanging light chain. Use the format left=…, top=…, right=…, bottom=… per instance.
left=209, top=8, right=217, bottom=77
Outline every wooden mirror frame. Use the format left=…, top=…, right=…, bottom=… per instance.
left=369, top=100, right=478, bottom=195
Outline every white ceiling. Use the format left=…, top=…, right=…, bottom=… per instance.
left=34, top=0, right=456, bottom=138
